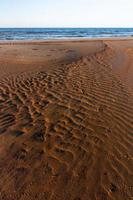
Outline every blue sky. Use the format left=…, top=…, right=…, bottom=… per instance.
left=0, top=0, right=132, bottom=27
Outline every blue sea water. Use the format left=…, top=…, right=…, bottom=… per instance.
left=0, top=28, right=133, bottom=40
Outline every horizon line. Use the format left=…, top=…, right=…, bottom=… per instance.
left=0, top=27, right=133, bottom=29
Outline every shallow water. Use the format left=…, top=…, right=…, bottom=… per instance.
left=0, top=28, right=133, bottom=40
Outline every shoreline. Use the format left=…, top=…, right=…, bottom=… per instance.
left=0, top=36, right=133, bottom=44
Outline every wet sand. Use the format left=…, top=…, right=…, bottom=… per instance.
left=0, top=39, right=133, bottom=200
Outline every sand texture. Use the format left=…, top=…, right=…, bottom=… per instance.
left=0, top=39, right=133, bottom=200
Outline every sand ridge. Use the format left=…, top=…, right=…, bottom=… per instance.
left=0, top=39, right=133, bottom=200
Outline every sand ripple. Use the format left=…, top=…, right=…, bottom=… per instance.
left=0, top=40, right=133, bottom=200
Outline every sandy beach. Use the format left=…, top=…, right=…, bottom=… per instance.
left=0, top=38, right=133, bottom=200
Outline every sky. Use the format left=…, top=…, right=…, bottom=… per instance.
left=0, top=0, right=132, bottom=28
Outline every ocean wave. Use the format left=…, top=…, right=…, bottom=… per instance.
left=0, top=28, right=133, bottom=40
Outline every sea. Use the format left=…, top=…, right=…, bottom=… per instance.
left=0, top=28, right=133, bottom=40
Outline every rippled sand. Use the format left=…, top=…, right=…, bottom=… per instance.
left=0, top=39, right=133, bottom=200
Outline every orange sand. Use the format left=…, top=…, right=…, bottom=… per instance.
left=0, top=39, right=133, bottom=200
